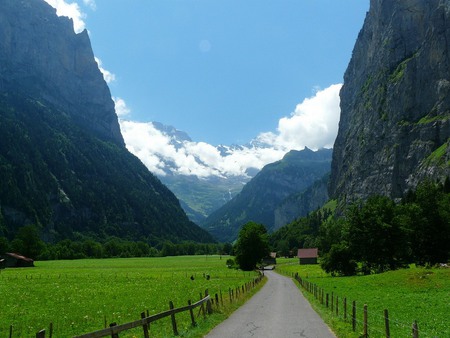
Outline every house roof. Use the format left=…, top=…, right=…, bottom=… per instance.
left=297, top=248, right=318, bottom=259
left=6, top=252, right=34, bottom=262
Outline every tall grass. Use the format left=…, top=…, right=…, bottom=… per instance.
left=277, top=259, right=450, bottom=337
left=0, top=256, right=261, bottom=337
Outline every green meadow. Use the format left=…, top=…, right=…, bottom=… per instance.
left=0, top=256, right=262, bottom=337
left=277, top=259, right=450, bottom=337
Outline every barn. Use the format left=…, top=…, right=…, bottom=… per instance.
left=2, top=252, right=34, bottom=268
left=297, top=248, right=318, bottom=265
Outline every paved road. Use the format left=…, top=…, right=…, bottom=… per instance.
left=205, top=270, right=335, bottom=338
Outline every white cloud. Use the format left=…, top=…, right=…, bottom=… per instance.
left=119, top=84, right=341, bottom=179
left=95, top=57, right=116, bottom=83
left=113, top=97, right=131, bottom=117
left=255, top=83, right=342, bottom=150
left=120, top=119, right=288, bottom=178
left=44, top=0, right=88, bottom=33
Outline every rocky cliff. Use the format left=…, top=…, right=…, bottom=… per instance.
left=0, top=0, right=213, bottom=244
left=330, top=0, right=450, bottom=202
left=0, top=0, right=123, bottom=145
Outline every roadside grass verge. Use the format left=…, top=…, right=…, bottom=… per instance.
left=277, top=259, right=449, bottom=337
left=0, top=256, right=264, bottom=337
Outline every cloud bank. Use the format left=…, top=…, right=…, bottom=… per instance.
left=119, top=84, right=342, bottom=178
left=255, top=83, right=341, bottom=150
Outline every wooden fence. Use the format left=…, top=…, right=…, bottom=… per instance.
left=292, top=273, right=422, bottom=338
left=31, top=273, right=264, bottom=338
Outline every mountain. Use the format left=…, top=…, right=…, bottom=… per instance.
left=0, top=0, right=213, bottom=244
left=159, top=174, right=248, bottom=224
left=202, top=148, right=332, bottom=242
left=330, top=0, right=450, bottom=202
left=139, top=121, right=252, bottom=224
left=273, top=173, right=329, bottom=230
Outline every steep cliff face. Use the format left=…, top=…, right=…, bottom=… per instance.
left=0, top=0, right=214, bottom=244
left=330, top=0, right=450, bottom=202
left=0, top=0, right=123, bottom=145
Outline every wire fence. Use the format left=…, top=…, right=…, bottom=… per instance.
left=292, top=272, right=439, bottom=337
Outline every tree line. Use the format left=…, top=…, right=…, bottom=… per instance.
left=270, top=180, right=450, bottom=276
left=0, top=228, right=231, bottom=260
left=2, top=179, right=448, bottom=274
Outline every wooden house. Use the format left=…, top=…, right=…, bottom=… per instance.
left=297, top=248, right=318, bottom=265
left=2, top=252, right=34, bottom=267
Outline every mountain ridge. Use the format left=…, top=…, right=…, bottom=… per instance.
left=202, top=148, right=332, bottom=242
left=0, top=0, right=213, bottom=244
left=330, top=0, right=450, bottom=202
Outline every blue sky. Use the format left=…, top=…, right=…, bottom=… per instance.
left=44, top=0, right=369, bottom=178
left=46, top=0, right=369, bottom=145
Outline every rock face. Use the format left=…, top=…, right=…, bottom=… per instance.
left=330, top=0, right=450, bottom=202
left=203, top=148, right=332, bottom=242
left=0, top=0, right=214, bottom=244
left=0, top=0, right=123, bottom=145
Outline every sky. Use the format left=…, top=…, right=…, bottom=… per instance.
left=43, top=0, right=369, bottom=178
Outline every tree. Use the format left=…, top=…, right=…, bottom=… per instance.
left=0, top=236, right=9, bottom=254
left=12, top=224, right=45, bottom=259
left=321, top=242, right=357, bottom=276
left=346, top=196, right=409, bottom=273
left=234, top=222, right=270, bottom=271
left=407, top=181, right=450, bottom=265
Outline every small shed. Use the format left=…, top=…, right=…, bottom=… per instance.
left=3, top=253, right=34, bottom=268
left=298, top=248, right=318, bottom=265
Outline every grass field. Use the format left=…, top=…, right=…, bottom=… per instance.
left=0, top=255, right=262, bottom=337
left=277, top=258, right=450, bottom=337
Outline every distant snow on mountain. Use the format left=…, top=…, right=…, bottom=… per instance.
left=119, top=120, right=286, bottom=179
left=119, top=84, right=341, bottom=180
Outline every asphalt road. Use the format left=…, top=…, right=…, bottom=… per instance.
left=204, top=270, right=336, bottom=338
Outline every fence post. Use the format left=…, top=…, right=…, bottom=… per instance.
left=336, top=296, right=339, bottom=316
left=205, top=289, right=213, bottom=314
left=344, top=298, right=347, bottom=320
left=331, top=292, right=334, bottom=312
left=109, top=323, right=119, bottom=338
left=169, top=301, right=179, bottom=336
left=326, top=293, right=329, bottom=308
left=384, top=309, right=390, bottom=338
left=49, top=322, right=53, bottom=338
left=352, top=301, right=356, bottom=332
left=36, top=329, right=45, bottom=338
left=188, top=300, right=196, bottom=327
left=215, top=293, right=219, bottom=308
left=141, top=312, right=150, bottom=338
left=412, top=321, right=419, bottom=338
left=363, top=304, right=368, bottom=338
left=9, top=325, right=13, bottom=338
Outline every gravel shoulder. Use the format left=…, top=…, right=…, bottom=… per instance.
left=204, top=270, right=336, bottom=338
